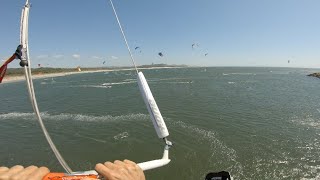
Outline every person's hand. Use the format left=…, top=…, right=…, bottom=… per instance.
left=0, top=165, right=50, bottom=180
left=94, top=160, right=145, bottom=180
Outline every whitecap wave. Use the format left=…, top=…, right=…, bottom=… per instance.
left=123, top=79, right=136, bottom=82
left=165, top=81, right=193, bottom=84
left=113, top=132, right=129, bottom=140
left=224, top=73, right=255, bottom=75
left=102, top=81, right=135, bottom=86
left=79, top=85, right=112, bottom=89
left=290, top=116, right=320, bottom=130
left=0, top=112, right=37, bottom=120
left=75, top=133, right=107, bottom=143
left=0, top=112, right=149, bottom=123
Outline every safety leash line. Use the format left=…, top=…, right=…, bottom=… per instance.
left=21, top=0, right=73, bottom=173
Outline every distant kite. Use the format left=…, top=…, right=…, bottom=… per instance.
left=158, top=52, right=164, bottom=57
left=205, top=53, right=208, bottom=56
left=192, top=43, right=199, bottom=49
left=134, top=46, right=142, bottom=53
left=288, top=60, right=290, bottom=64
left=103, top=61, right=106, bottom=64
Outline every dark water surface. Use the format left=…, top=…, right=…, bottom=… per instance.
left=0, top=67, right=319, bottom=179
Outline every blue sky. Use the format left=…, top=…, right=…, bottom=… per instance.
left=1, top=0, right=320, bottom=68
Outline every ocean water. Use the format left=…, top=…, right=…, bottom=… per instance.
left=0, top=67, right=319, bottom=179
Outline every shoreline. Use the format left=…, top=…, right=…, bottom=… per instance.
left=1, top=66, right=182, bottom=84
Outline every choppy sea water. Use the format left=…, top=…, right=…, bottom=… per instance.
left=0, top=67, right=319, bottom=179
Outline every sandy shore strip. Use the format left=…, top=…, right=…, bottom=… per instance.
left=1, top=67, right=182, bottom=84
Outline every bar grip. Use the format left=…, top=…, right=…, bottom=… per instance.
left=43, top=173, right=99, bottom=180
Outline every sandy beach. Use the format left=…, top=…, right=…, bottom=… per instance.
left=1, top=67, right=182, bottom=84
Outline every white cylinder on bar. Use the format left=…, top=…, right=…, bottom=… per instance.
left=137, top=72, right=169, bottom=138
left=138, top=159, right=171, bottom=171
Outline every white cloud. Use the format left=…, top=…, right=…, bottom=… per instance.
left=92, top=56, right=103, bottom=59
left=53, top=54, right=64, bottom=59
left=72, top=54, right=81, bottom=59
left=111, top=56, right=118, bottom=60
left=36, top=55, right=49, bottom=59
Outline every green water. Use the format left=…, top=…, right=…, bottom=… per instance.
left=0, top=67, right=319, bottom=179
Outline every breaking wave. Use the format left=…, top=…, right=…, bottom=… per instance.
left=102, top=81, right=135, bottom=86
left=0, top=112, right=149, bottom=123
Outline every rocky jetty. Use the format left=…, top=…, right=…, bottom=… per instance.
left=307, top=73, right=320, bottom=78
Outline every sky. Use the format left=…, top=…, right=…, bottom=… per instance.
left=1, top=0, right=320, bottom=68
